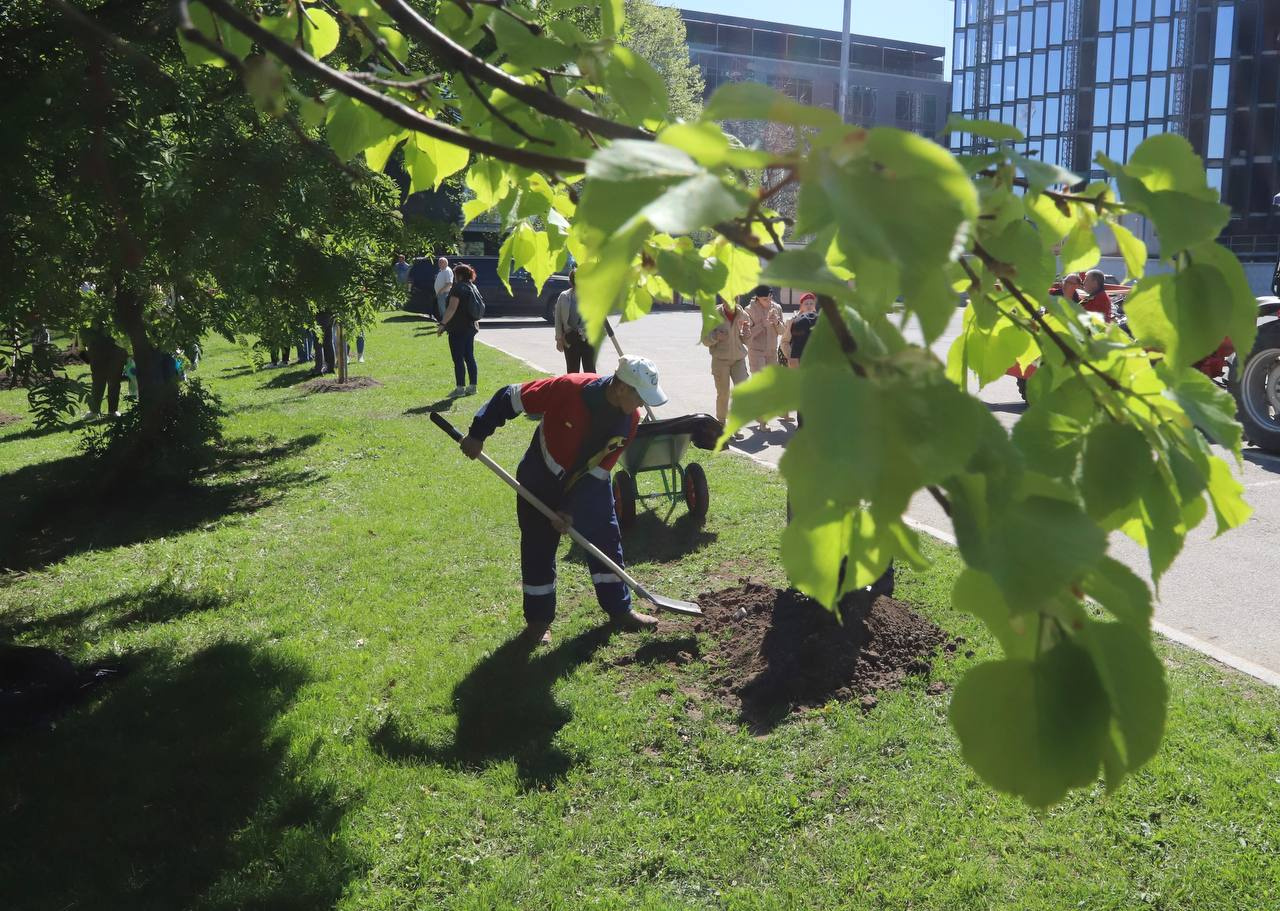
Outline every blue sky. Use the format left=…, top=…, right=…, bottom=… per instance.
left=665, top=0, right=956, bottom=66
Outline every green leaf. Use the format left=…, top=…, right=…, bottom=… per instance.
left=704, top=238, right=761, bottom=300
left=404, top=132, right=470, bottom=192
left=702, top=82, right=844, bottom=130
left=1109, top=221, right=1147, bottom=281
left=658, top=122, right=733, bottom=168
left=952, top=568, right=1037, bottom=659
left=601, top=0, right=624, bottom=37
left=325, top=95, right=399, bottom=162
left=723, top=364, right=804, bottom=439
left=1061, top=220, right=1100, bottom=274
left=945, top=115, right=1024, bottom=141
left=607, top=46, right=669, bottom=123
left=1126, top=134, right=1218, bottom=198
left=1081, top=557, right=1154, bottom=629
left=1124, top=265, right=1232, bottom=368
left=491, top=12, right=577, bottom=69
left=1101, top=139, right=1230, bottom=254
left=949, top=642, right=1111, bottom=807
left=376, top=27, right=409, bottom=63
left=759, top=247, right=853, bottom=302
left=781, top=506, right=852, bottom=606
left=301, top=7, right=340, bottom=58
left=1163, top=365, right=1243, bottom=454
left=1205, top=456, right=1251, bottom=535
left=987, top=497, right=1107, bottom=608
left=179, top=2, right=252, bottom=67
left=586, top=140, right=700, bottom=182
left=577, top=219, right=651, bottom=338
left=1013, top=152, right=1081, bottom=193
left=1188, top=240, right=1258, bottom=365
left=640, top=174, right=750, bottom=235
left=364, top=130, right=404, bottom=173
left=1080, top=422, right=1154, bottom=521
left=1080, top=620, right=1167, bottom=772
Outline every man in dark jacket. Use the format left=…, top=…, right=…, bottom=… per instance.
left=458, top=356, right=668, bottom=646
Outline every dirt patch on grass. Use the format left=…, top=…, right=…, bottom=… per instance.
left=0, top=411, right=23, bottom=426
left=651, top=582, right=957, bottom=729
left=301, top=375, right=383, bottom=394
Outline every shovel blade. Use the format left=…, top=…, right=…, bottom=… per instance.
left=644, top=593, right=702, bottom=616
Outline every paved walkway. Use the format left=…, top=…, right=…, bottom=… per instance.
left=477, top=310, right=1280, bottom=683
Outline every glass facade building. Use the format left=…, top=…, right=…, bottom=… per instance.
left=681, top=10, right=950, bottom=138
left=951, top=0, right=1280, bottom=260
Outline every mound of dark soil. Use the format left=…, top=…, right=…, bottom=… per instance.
left=691, top=582, right=954, bottom=727
left=0, top=411, right=22, bottom=426
left=301, top=375, right=383, bottom=394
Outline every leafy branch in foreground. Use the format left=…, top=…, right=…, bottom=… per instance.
left=174, top=0, right=1257, bottom=807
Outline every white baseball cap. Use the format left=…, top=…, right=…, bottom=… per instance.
left=614, top=355, right=668, bottom=407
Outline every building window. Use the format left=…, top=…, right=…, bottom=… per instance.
left=1152, top=21, right=1170, bottom=72
left=922, top=94, right=938, bottom=126
left=1050, top=1, right=1064, bottom=44
left=896, top=91, right=917, bottom=123
left=1115, top=31, right=1131, bottom=80
left=1211, top=63, right=1230, bottom=109
left=1149, top=76, right=1167, bottom=118
left=1112, top=83, right=1129, bottom=122
left=1045, top=95, right=1061, bottom=133
left=1048, top=48, right=1062, bottom=93
left=1018, top=56, right=1031, bottom=96
left=1097, top=35, right=1113, bottom=82
left=1095, top=87, right=1111, bottom=126
left=1136, top=0, right=1153, bottom=22
left=1100, top=0, right=1114, bottom=32
left=1130, top=80, right=1147, bottom=121
left=849, top=86, right=877, bottom=121
left=1208, top=114, right=1227, bottom=158
left=1133, top=26, right=1150, bottom=76
left=1032, top=50, right=1046, bottom=95
left=1215, top=5, right=1234, bottom=59
left=1111, top=126, right=1126, bottom=159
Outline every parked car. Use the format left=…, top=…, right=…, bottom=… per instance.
left=415, top=256, right=570, bottom=321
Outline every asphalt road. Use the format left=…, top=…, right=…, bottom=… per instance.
left=477, top=309, right=1280, bottom=682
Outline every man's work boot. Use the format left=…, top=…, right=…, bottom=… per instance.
left=519, top=622, right=552, bottom=647
left=612, top=610, right=659, bottom=632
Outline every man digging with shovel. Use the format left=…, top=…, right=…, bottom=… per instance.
left=456, top=356, right=669, bottom=646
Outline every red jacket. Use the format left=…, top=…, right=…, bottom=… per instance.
left=470, top=374, right=640, bottom=485
left=1081, top=290, right=1113, bottom=322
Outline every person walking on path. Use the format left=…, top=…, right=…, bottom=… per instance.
left=82, top=322, right=128, bottom=417
left=701, top=296, right=750, bottom=428
left=458, top=356, right=669, bottom=645
left=744, top=285, right=784, bottom=375
left=554, top=268, right=597, bottom=374
left=433, top=256, right=454, bottom=323
left=437, top=263, right=480, bottom=396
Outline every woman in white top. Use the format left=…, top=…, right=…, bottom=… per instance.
left=554, top=268, right=597, bottom=373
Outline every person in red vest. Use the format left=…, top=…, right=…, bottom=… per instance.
left=459, top=356, right=668, bottom=646
left=1081, top=269, right=1114, bottom=322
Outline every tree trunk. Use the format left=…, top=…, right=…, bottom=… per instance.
left=337, top=322, right=348, bottom=383
left=113, top=284, right=178, bottom=432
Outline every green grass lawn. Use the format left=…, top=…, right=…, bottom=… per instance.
left=2, top=315, right=1278, bottom=910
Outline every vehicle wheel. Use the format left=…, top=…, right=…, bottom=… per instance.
left=1230, top=321, right=1280, bottom=453
left=542, top=296, right=556, bottom=323
left=613, top=470, right=637, bottom=529
left=1016, top=376, right=1028, bottom=403
left=683, top=462, right=709, bottom=520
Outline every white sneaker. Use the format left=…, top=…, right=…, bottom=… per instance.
left=450, top=386, right=465, bottom=397
left=465, top=384, right=476, bottom=395
left=357, top=355, right=365, bottom=363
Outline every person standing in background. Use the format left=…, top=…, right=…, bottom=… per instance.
left=554, top=268, right=597, bottom=374
left=743, top=285, right=783, bottom=374
left=700, top=296, right=750, bottom=429
left=437, top=263, right=480, bottom=396
left=393, top=253, right=410, bottom=288
left=433, top=256, right=454, bottom=323
left=82, top=321, right=128, bottom=418
left=406, top=253, right=435, bottom=317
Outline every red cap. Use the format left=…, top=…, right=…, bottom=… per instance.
left=798, top=292, right=818, bottom=306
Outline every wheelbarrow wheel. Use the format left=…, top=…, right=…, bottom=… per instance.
left=613, top=470, right=637, bottom=529
left=683, top=462, right=709, bottom=520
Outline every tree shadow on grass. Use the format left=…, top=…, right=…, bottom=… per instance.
left=0, top=433, right=324, bottom=578
left=0, top=641, right=360, bottom=911
left=371, top=625, right=614, bottom=790
left=382, top=313, right=433, bottom=323
left=0, top=583, right=228, bottom=648
left=0, top=415, right=85, bottom=444
left=404, top=398, right=467, bottom=416
left=260, top=367, right=318, bottom=390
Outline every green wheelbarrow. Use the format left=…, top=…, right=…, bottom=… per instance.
left=611, top=413, right=723, bottom=529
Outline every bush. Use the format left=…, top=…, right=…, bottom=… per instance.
left=79, top=378, right=226, bottom=486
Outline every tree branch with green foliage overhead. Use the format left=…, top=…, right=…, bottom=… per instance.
left=163, top=0, right=1262, bottom=806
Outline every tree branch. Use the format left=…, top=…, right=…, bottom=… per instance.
left=184, top=0, right=588, bottom=175
left=373, top=0, right=650, bottom=142
left=458, top=69, right=554, bottom=146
